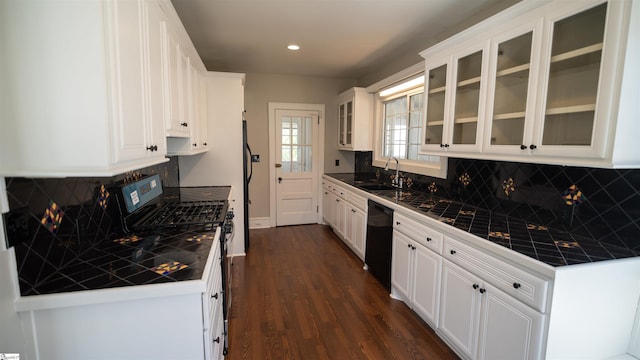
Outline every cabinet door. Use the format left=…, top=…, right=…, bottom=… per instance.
left=145, top=0, right=167, bottom=156
left=165, top=29, right=189, bottom=137
left=322, top=187, right=334, bottom=226
left=439, top=260, right=482, bottom=359
left=344, top=100, right=353, bottom=147
left=337, top=102, right=347, bottom=148
left=351, top=206, right=367, bottom=259
left=449, top=45, right=488, bottom=152
left=422, top=60, right=449, bottom=151
left=533, top=2, right=608, bottom=157
left=411, top=242, right=442, bottom=327
left=334, top=196, right=346, bottom=238
left=107, top=0, right=149, bottom=163
left=391, top=230, right=412, bottom=301
left=484, top=21, right=542, bottom=155
left=477, top=283, right=545, bottom=360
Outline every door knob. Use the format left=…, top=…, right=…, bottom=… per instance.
left=278, top=177, right=282, bottom=183
left=275, top=163, right=282, bottom=168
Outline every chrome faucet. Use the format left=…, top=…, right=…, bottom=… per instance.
left=384, top=157, right=402, bottom=189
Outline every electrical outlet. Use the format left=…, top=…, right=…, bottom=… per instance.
left=335, top=159, right=340, bottom=166
left=251, top=154, right=260, bottom=162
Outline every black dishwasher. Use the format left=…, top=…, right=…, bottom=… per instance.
left=365, top=200, right=394, bottom=291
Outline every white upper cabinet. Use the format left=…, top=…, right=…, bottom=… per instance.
left=483, top=20, right=543, bottom=155
left=337, top=87, right=374, bottom=151
left=167, top=64, right=208, bottom=155
left=0, top=0, right=172, bottom=176
left=165, top=27, right=190, bottom=137
left=422, top=44, right=489, bottom=153
left=419, top=0, right=640, bottom=168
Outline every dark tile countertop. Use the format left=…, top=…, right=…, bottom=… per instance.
left=24, top=227, right=218, bottom=296
left=19, top=186, right=231, bottom=296
left=326, top=173, right=638, bottom=267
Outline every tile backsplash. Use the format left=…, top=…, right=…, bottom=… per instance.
left=356, top=152, right=640, bottom=251
left=3, top=157, right=180, bottom=295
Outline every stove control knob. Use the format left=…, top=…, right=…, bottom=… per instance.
left=226, top=211, right=235, bottom=220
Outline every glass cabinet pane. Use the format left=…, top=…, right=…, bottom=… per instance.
left=542, top=3, right=606, bottom=146
left=338, top=103, right=345, bottom=145
left=424, top=64, right=447, bottom=145
left=346, top=101, right=353, bottom=145
left=453, top=50, right=482, bottom=145
left=490, top=31, right=533, bottom=145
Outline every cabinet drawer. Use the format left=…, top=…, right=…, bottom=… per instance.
left=330, top=184, right=346, bottom=199
left=444, top=237, right=549, bottom=312
left=346, top=191, right=367, bottom=211
left=394, top=212, right=443, bottom=255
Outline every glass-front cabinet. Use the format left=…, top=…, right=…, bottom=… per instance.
left=423, top=62, right=448, bottom=149
left=532, top=2, right=608, bottom=158
left=337, top=87, right=373, bottom=151
left=421, top=45, right=487, bottom=154
left=484, top=22, right=542, bottom=154
left=419, top=0, right=638, bottom=167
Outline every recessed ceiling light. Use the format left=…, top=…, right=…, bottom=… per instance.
left=287, top=44, right=300, bottom=51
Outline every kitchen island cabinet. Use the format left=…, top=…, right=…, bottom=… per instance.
left=14, top=227, right=225, bottom=360
left=324, top=173, right=640, bottom=360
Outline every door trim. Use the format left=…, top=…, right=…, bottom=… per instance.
left=268, top=102, right=325, bottom=227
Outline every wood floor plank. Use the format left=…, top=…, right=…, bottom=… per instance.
left=227, top=224, right=459, bottom=360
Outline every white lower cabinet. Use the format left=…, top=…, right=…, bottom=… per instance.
left=439, top=260, right=544, bottom=360
left=322, top=179, right=367, bottom=261
left=345, top=203, right=367, bottom=259
left=392, top=229, right=442, bottom=327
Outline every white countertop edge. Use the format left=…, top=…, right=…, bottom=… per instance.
left=15, top=228, right=223, bottom=313
left=14, top=279, right=206, bottom=312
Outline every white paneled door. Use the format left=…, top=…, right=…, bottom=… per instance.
left=275, top=109, right=319, bottom=226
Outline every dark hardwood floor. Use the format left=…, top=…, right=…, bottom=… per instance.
left=226, top=224, right=459, bottom=360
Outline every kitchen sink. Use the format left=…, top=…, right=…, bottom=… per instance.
left=357, top=183, right=397, bottom=191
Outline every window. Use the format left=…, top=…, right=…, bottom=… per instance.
left=373, top=72, right=447, bottom=179
left=382, top=89, right=431, bottom=161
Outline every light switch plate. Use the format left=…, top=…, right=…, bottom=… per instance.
left=251, top=154, right=260, bottom=162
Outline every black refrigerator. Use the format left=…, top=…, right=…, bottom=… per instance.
left=242, top=116, right=252, bottom=251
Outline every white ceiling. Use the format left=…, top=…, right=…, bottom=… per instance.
left=171, top=0, right=520, bottom=81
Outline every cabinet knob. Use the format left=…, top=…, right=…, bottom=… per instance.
left=212, top=292, right=219, bottom=299
left=473, top=284, right=479, bottom=289
left=213, top=336, right=220, bottom=343
left=426, top=237, right=432, bottom=242
left=335, top=199, right=339, bottom=202
left=193, top=143, right=197, bottom=147
left=520, top=145, right=527, bottom=150
left=146, top=145, right=158, bottom=152
left=351, top=209, right=356, bottom=213
left=529, top=144, right=537, bottom=150
left=440, top=144, right=445, bottom=148
left=407, top=244, right=412, bottom=248
left=513, top=282, right=521, bottom=289
left=479, top=288, right=486, bottom=294
left=411, top=245, right=416, bottom=250
left=450, top=249, right=456, bottom=255
left=181, top=122, right=188, bottom=127
left=444, top=144, right=450, bottom=148
left=203, top=142, right=207, bottom=146
left=396, top=221, right=400, bottom=225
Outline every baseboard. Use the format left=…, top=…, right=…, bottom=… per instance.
left=249, top=217, right=270, bottom=229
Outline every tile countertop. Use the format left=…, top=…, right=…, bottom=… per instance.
left=325, top=173, right=639, bottom=268
left=15, top=186, right=231, bottom=301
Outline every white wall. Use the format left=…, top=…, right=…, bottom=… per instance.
left=179, top=73, right=246, bottom=256
left=243, top=73, right=358, bottom=220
